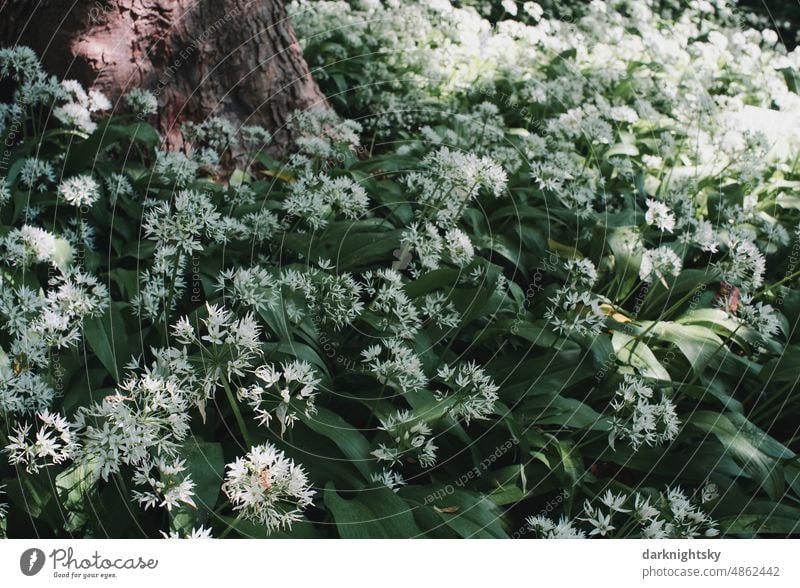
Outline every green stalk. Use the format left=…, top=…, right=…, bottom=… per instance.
left=222, top=378, right=253, bottom=448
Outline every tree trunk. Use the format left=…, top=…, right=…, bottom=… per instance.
left=0, top=0, right=328, bottom=150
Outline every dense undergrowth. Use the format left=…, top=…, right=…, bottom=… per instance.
left=1, top=0, right=800, bottom=538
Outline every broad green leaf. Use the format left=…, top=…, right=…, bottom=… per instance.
left=690, top=411, right=785, bottom=501
left=170, top=440, right=225, bottom=535
left=325, top=483, right=424, bottom=538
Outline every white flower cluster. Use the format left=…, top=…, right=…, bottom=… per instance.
left=284, top=173, right=370, bottom=229
left=125, top=88, right=159, bottom=117
left=0, top=264, right=107, bottom=417
left=370, top=468, right=407, bottom=492
left=372, top=409, right=438, bottom=468
left=135, top=190, right=227, bottom=320
left=0, top=485, right=7, bottom=537
left=172, top=303, right=263, bottom=402
left=54, top=79, right=110, bottom=134
left=222, top=442, right=315, bottom=533
left=18, top=158, right=56, bottom=193
left=2, top=225, right=72, bottom=268
left=307, top=272, right=365, bottom=330
left=639, top=247, right=682, bottom=284
left=286, top=107, right=362, bottom=169
left=216, top=266, right=278, bottom=313
left=132, top=459, right=196, bottom=512
left=154, top=151, right=200, bottom=188
left=361, top=269, right=422, bottom=339
left=4, top=410, right=77, bottom=473
left=718, top=233, right=766, bottom=293
left=608, top=374, right=680, bottom=451
left=732, top=294, right=782, bottom=341
left=162, top=526, right=213, bottom=539
left=361, top=339, right=427, bottom=395
left=57, top=175, right=101, bottom=207
left=545, top=286, right=605, bottom=338
left=420, top=292, right=461, bottom=330
left=183, top=117, right=273, bottom=164
left=238, top=360, right=321, bottom=435
left=73, top=368, right=193, bottom=481
left=644, top=198, right=676, bottom=233
left=435, top=362, right=499, bottom=424
left=528, top=486, right=719, bottom=539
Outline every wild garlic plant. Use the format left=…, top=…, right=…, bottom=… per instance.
left=2, top=0, right=800, bottom=538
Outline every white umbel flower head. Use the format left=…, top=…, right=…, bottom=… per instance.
left=436, top=361, right=499, bottom=423
left=609, top=374, right=680, bottom=451
left=58, top=175, right=100, bottom=207
left=126, top=88, right=159, bottom=117
left=222, top=443, right=315, bottom=533
left=644, top=198, right=676, bottom=233
left=639, top=247, right=682, bottom=283
left=4, top=410, right=78, bottom=473
left=444, top=227, right=475, bottom=267
left=238, top=360, right=321, bottom=435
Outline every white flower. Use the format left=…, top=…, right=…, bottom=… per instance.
left=4, top=410, right=78, bottom=473
left=222, top=443, right=315, bottom=533
left=58, top=175, right=100, bottom=207
left=420, top=292, right=460, bottom=329
left=106, top=173, right=133, bottom=199
left=239, top=361, right=321, bottom=434
left=435, top=361, right=499, bottom=424
left=501, top=0, right=518, bottom=16
left=609, top=375, right=680, bottom=451
left=645, top=198, right=676, bottom=233
left=361, top=339, right=427, bottom=394
left=734, top=294, right=782, bottom=340
left=599, top=490, right=630, bottom=513
left=544, top=286, right=606, bottom=337
left=523, top=2, right=543, bottom=20
left=564, top=258, right=598, bottom=288
left=2, top=225, right=66, bottom=266
left=585, top=510, right=615, bottom=537
left=53, top=102, right=96, bottom=134
left=371, top=469, right=406, bottom=492
left=88, top=89, right=111, bottom=112
left=373, top=410, right=438, bottom=468
left=639, top=247, right=682, bottom=283
left=155, top=151, right=199, bottom=187
left=0, top=177, right=10, bottom=207
left=719, top=236, right=766, bottom=292
left=126, top=88, right=158, bottom=117
left=19, top=158, right=55, bottom=192
left=444, top=228, right=475, bottom=267
left=527, top=515, right=585, bottom=538
left=216, top=266, right=278, bottom=313
left=162, top=526, right=214, bottom=539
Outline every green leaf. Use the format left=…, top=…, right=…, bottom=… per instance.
left=82, top=302, right=130, bottom=382
left=56, top=460, right=99, bottom=532
left=170, top=440, right=225, bottom=535
left=325, top=483, right=424, bottom=538
left=641, top=321, right=727, bottom=373
left=401, top=485, right=509, bottom=538
left=299, top=407, right=375, bottom=480
left=690, top=411, right=786, bottom=501
left=612, top=331, right=670, bottom=380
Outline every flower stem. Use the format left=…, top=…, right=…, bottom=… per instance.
left=222, top=378, right=253, bottom=448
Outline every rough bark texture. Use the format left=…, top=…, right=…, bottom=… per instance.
left=0, top=0, right=328, bottom=149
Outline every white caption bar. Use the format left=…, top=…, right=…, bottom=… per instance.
left=0, top=539, right=797, bottom=587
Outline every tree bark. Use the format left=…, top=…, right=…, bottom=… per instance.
left=0, top=0, right=328, bottom=150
